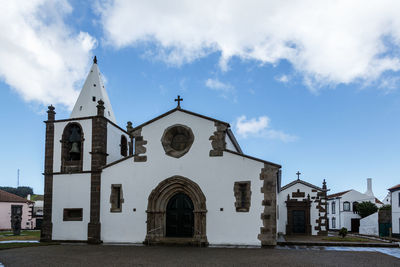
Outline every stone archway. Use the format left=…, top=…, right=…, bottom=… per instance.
left=145, top=176, right=208, bottom=246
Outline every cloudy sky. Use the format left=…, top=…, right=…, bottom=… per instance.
left=1, top=0, right=400, bottom=199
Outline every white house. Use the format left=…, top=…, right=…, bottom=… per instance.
left=277, top=177, right=328, bottom=236
left=40, top=57, right=281, bottom=246
left=388, top=184, right=400, bottom=238
left=327, top=178, right=382, bottom=232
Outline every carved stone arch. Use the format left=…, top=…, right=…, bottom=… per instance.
left=145, top=175, right=208, bottom=246
left=61, top=122, right=84, bottom=173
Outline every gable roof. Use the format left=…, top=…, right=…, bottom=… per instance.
left=281, top=179, right=325, bottom=192
left=388, top=184, right=400, bottom=192
left=0, top=189, right=32, bottom=203
left=327, top=190, right=351, bottom=199
left=132, top=107, right=230, bottom=131
left=375, top=198, right=383, bottom=205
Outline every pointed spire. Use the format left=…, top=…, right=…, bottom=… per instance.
left=70, top=58, right=116, bottom=123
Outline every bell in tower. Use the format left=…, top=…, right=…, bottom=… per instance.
left=68, top=126, right=81, bottom=160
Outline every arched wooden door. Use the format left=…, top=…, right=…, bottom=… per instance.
left=166, top=193, right=194, bottom=237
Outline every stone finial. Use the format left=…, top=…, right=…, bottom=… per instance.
left=126, top=121, right=133, bottom=133
left=93, top=56, right=97, bottom=64
left=47, top=105, right=56, bottom=121
left=97, top=99, right=105, bottom=116
left=322, top=179, right=327, bottom=190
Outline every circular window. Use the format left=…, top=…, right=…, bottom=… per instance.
left=161, top=124, right=194, bottom=158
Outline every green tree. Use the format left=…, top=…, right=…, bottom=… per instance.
left=0, top=186, right=33, bottom=198
left=379, top=204, right=391, bottom=211
left=357, top=201, right=378, bottom=218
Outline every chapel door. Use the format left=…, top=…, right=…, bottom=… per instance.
left=166, top=193, right=194, bottom=237
left=351, top=218, right=360, bottom=233
left=292, top=210, right=306, bottom=234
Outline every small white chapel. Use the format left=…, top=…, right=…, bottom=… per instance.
left=40, top=57, right=327, bottom=246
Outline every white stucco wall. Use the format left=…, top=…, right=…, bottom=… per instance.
left=392, top=189, right=400, bottom=235
left=359, top=212, right=378, bottom=236
left=106, top=123, right=130, bottom=164
left=100, top=111, right=272, bottom=245
left=0, top=202, right=33, bottom=230
left=53, top=119, right=92, bottom=172
left=52, top=173, right=91, bottom=240
left=278, top=182, right=324, bottom=235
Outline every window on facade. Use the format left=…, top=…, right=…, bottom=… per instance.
left=327, top=203, right=329, bottom=214
left=332, top=217, right=336, bottom=228
left=234, top=181, right=251, bottom=212
left=61, top=123, right=84, bottom=172
left=398, top=193, right=400, bottom=207
left=120, top=135, right=127, bottom=157
left=332, top=202, right=336, bottom=214
left=343, top=201, right=350, bottom=211
left=63, top=208, right=83, bottom=221
left=110, top=184, right=124, bottom=212
left=353, top=202, right=359, bottom=214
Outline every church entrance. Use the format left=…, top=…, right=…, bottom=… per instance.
left=145, top=176, right=208, bottom=246
left=292, top=210, right=306, bottom=233
left=285, top=198, right=311, bottom=235
left=166, top=193, right=194, bottom=237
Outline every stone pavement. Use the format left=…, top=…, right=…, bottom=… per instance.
left=0, top=244, right=399, bottom=267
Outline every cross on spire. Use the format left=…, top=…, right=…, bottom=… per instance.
left=296, top=171, right=301, bottom=180
left=175, top=95, right=183, bottom=109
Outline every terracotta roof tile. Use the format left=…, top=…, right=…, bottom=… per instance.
left=375, top=198, right=383, bottom=204
left=0, top=189, right=32, bottom=203
left=327, top=190, right=351, bottom=199
left=388, top=184, right=400, bottom=192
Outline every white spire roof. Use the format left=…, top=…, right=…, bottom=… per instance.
left=70, top=57, right=116, bottom=123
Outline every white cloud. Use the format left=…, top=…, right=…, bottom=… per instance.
left=98, top=0, right=400, bottom=90
left=205, top=78, right=235, bottom=100
left=235, top=115, right=297, bottom=142
left=275, top=74, right=290, bottom=83
left=0, top=0, right=96, bottom=109
left=205, top=78, right=232, bottom=92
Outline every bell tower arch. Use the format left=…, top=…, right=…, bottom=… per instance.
left=61, top=122, right=84, bottom=173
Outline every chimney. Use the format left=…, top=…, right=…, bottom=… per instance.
left=365, top=178, right=374, bottom=197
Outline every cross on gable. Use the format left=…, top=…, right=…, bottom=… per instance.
left=175, top=95, right=183, bottom=109
left=296, top=171, right=301, bottom=180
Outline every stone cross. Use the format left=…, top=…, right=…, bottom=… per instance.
left=296, top=171, right=301, bottom=180
left=175, top=95, right=183, bottom=109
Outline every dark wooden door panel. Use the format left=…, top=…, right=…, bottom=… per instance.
left=166, top=193, right=194, bottom=237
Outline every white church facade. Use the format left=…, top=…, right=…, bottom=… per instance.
left=277, top=176, right=328, bottom=236
left=40, top=58, right=283, bottom=246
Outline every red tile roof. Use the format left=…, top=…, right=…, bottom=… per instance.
left=327, top=190, right=351, bottom=199
left=388, top=184, right=400, bottom=192
left=375, top=198, right=383, bottom=204
left=0, top=189, right=32, bottom=203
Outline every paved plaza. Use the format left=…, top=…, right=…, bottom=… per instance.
left=0, top=244, right=399, bottom=266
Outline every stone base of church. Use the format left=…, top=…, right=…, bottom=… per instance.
left=143, top=237, right=209, bottom=247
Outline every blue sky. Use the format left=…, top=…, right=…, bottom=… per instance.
left=1, top=1, right=400, bottom=200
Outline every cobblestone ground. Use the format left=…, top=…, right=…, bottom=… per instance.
left=0, top=244, right=399, bottom=267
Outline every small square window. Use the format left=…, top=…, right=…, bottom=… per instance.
left=63, top=208, right=83, bottom=221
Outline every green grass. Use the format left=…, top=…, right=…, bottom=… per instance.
left=322, top=236, right=371, bottom=242
left=0, top=242, right=58, bottom=250
left=0, top=230, right=40, bottom=241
